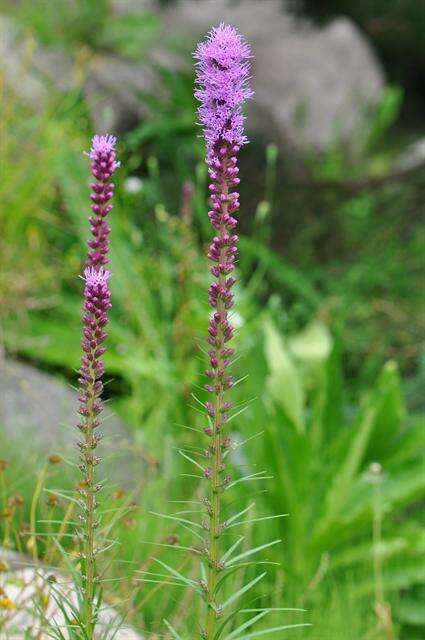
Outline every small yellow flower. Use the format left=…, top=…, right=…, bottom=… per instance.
left=40, top=593, right=50, bottom=608
left=0, top=595, right=16, bottom=609
left=26, top=537, right=36, bottom=553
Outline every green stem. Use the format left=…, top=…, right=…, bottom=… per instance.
left=205, top=159, right=230, bottom=639
left=82, top=362, right=98, bottom=639
left=205, top=385, right=223, bottom=638
left=29, top=465, right=47, bottom=561
left=373, top=481, right=383, bottom=607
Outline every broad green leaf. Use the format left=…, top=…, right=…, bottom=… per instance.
left=310, top=327, right=343, bottom=447
left=288, top=321, right=332, bottom=366
left=263, top=320, right=304, bottom=432
left=342, top=460, right=425, bottom=523
left=313, top=394, right=377, bottom=545
left=363, top=361, right=406, bottom=463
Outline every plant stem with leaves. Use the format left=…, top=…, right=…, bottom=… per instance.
left=194, top=23, right=253, bottom=639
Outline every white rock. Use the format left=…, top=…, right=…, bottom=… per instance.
left=0, top=359, right=142, bottom=488
left=0, top=550, right=143, bottom=639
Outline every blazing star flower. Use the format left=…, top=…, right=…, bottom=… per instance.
left=194, top=23, right=253, bottom=161
left=86, top=135, right=120, bottom=269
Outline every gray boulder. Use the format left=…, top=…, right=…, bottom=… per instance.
left=0, top=358, right=142, bottom=488
left=0, top=16, right=73, bottom=107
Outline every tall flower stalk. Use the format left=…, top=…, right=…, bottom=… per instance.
left=76, top=135, right=119, bottom=637
left=194, top=24, right=252, bottom=639
left=165, top=25, right=309, bottom=640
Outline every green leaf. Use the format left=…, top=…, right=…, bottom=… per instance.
left=227, top=623, right=311, bottom=639
left=178, top=449, right=205, bottom=472
left=363, top=360, right=406, bottom=463
left=150, top=511, right=203, bottom=529
left=153, top=558, right=201, bottom=593
left=288, top=321, right=332, bottom=366
left=395, top=596, right=425, bottom=626
left=355, top=558, right=425, bottom=597
left=226, top=540, right=282, bottom=567
left=314, top=394, right=377, bottom=544
left=221, top=537, right=245, bottom=564
left=224, top=610, right=269, bottom=640
left=221, top=572, right=267, bottom=610
left=163, top=619, right=184, bottom=640
left=263, top=320, right=304, bottom=432
left=310, top=326, right=344, bottom=447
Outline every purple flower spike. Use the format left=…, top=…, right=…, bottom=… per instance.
left=194, top=24, right=253, bottom=638
left=194, top=23, right=253, bottom=161
left=86, top=134, right=120, bottom=269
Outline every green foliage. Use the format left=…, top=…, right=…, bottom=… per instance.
left=241, top=318, right=424, bottom=628
left=5, top=0, right=160, bottom=56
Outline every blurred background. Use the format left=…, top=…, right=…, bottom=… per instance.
left=0, top=1, right=424, bottom=638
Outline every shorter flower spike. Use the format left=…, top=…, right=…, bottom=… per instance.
left=85, top=134, right=120, bottom=269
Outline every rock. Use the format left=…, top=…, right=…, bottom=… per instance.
left=0, top=16, right=47, bottom=107
left=83, top=53, right=159, bottom=132
left=0, top=16, right=73, bottom=107
left=0, top=359, right=142, bottom=488
left=0, top=548, right=143, bottom=639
